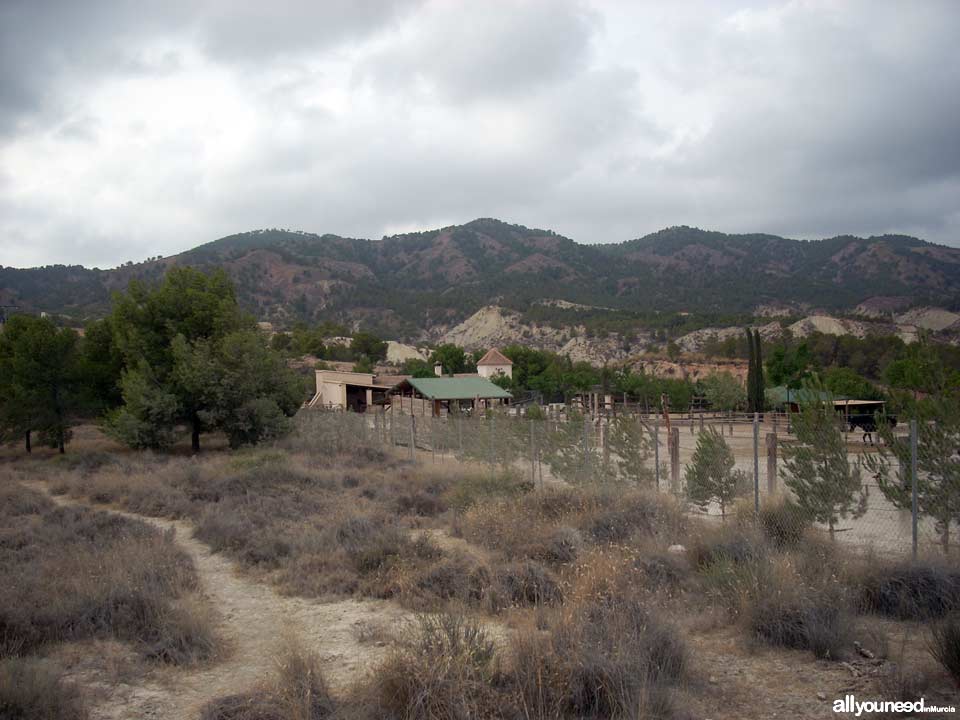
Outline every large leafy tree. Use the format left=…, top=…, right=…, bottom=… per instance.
left=0, top=315, right=83, bottom=453
left=781, top=378, right=867, bottom=538
left=701, top=371, right=745, bottom=412
left=766, top=341, right=814, bottom=389
left=183, top=331, right=304, bottom=448
left=429, top=343, right=467, bottom=374
left=105, top=267, right=301, bottom=450
left=822, top=366, right=881, bottom=400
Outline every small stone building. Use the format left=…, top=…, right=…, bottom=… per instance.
left=476, top=348, right=513, bottom=380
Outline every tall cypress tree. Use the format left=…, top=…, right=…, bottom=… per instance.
left=753, top=330, right=765, bottom=413
left=745, top=328, right=757, bottom=413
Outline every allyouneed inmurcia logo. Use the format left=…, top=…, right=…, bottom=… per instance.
left=833, top=694, right=956, bottom=716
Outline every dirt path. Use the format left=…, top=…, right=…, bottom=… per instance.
left=31, top=484, right=411, bottom=720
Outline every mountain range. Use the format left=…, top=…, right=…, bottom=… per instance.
left=2, top=219, right=958, bottom=340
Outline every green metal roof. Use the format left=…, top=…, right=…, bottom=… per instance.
left=405, top=376, right=513, bottom=401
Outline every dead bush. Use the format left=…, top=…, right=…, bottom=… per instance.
left=690, top=526, right=762, bottom=570
left=756, top=496, right=810, bottom=548
left=414, top=553, right=492, bottom=606
left=582, top=491, right=685, bottom=545
left=741, top=555, right=853, bottom=660
left=123, top=478, right=193, bottom=519
left=929, top=615, right=960, bottom=688
left=201, top=641, right=335, bottom=720
left=0, top=657, right=88, bottom=720
left=0, top=487, right=217, bottom=664
left=749, top=595, right=851, bottom=660
left=444, top=471, right=528, bottom=511
left=0, top=484, right=52, bottom=516
left=496, top=561, right=563, bottom=608
left=356, top=614, right=503, bottom=720
left=535, top=526, right=583, bottom=564
left=636, top=552, right=690, bottom=598
left=394, top=489, right=445, bottom=517
left=510, top=595, right=687, bottom=719
left=858, top=560, right=960, bottom=620
left=200, top=692, right=285, bottom=720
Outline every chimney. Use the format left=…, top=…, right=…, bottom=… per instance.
left=434, top=362, right=443, bottom=377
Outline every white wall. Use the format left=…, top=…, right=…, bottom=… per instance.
left=478, top=364, right=512, bottom=379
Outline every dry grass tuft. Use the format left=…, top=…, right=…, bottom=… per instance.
left=929, top=615, right=960, bottom=688
left=858, top=559, right=960, bottom=621
left=0, top=657, right=88, bottom=720
left=0, top=484, right=217, bottom=664
left=509, top=594, right=688, bottom=719
left=200, top=640, right=335, bottom=720
left=354, top=614, right=503, bottom=720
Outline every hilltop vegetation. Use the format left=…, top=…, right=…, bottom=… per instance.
left=3, top=219, right=959, bottom=339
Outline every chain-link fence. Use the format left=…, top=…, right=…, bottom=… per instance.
left=293, top=405, right=957, bottom=559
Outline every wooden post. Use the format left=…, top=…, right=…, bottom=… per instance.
left=699, top=413, right=705, bottom=433
left=409, top=414, right=416, bottom=462
left=670, top=427, right=680, bottom=490
left=766, top=432, right=777, bottom=495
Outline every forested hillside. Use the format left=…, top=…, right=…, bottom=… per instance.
left=2, top=219, right=959, bottom=338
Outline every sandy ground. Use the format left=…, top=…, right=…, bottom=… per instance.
left=32, top=484, right=413, bottom=720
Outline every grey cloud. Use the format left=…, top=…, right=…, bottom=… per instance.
left=196, top=0, right=424, bottom=61
left=2, top=0, right=960, bottom=269
left=356, top=0, right=599, bottom=102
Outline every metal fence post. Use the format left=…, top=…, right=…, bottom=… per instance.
left=753, top=412, right=760, bottom=513
left=530, top=419, right=537, bottom=485
left=653, top=414, right=660, bottom=490
left=911, top=419, right=918, bottom=561
left=766, top=432, right=777, bottom=495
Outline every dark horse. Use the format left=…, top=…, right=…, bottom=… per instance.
left=848, top=412, right=897, bottom=444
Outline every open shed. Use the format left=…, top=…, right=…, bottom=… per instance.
left=392, top=376, right=512, bottom=416
left=308, top=370, right=402, bottom=412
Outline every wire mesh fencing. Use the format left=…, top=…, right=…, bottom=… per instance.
left=292, top=405, right=957, bottom=560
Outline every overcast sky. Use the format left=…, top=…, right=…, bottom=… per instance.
left=1, top=0, right=958, bottom=268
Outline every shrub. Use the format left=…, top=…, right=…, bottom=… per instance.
left=584, top=492, right=678, bottom=544
left=510, top=596, right=687, bottom=718
left=496, top=561, right=563, bottom=607
left=537, top=526, right=583, bottom=564
left=690, top=527, right=762, bottom=570
left=930, top=615, right=960, bottom=688
left=636, top=552, right=690, bottom=597
left=445, top=470, right=528, bottom=511
left=0, top=490, right=217, bottom=664
left=0, top=658, right=88, bottom=720
left=394, top=489, right=445, bottom=517
left=749, top=597, right=851, bottom=660
left=858, top=561, right=960, bottom=620
left=756, top=497, right=810, bottom=548
left=200, top=642, right=335, bottom=720
left=414, top=554, right=491, bottom=605
left=358, top=614, right=502, bottom=720
left=200, top=692, right=284, bottom=720
left=0, top=484, right=52, bottom=517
